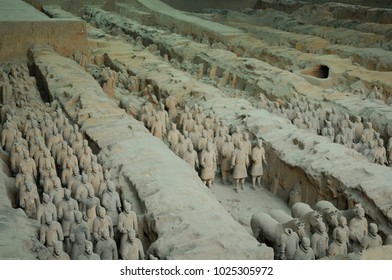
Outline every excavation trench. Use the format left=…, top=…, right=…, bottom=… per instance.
left=258, top=0, right=392, bottom=23
left=41, top=5, right=392, bottom=239
left=93, top=34, right=392, bottom=239
left=28, top=44, right=273, bottom=259
left=0, top=62, right=58, bottom=259
left=1, top=0, right=391, bottom=261
left=82, top=6, right=392, bottom=142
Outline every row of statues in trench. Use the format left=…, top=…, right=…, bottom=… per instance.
left=74, top=36, right=392, bottom=260
left=78, top=45, right=392, bottom=169
left=80, top=57, right=392, bottom=261
left=251, top=201, right=390, bottom=260
left=0, top=64, right=145, bottom=260
left=97, top=56, right=392, bottom=170
left=258, top=94, right=392, bottom=166
left=134, top=92, right=391, bottom=260
left=139, top=100, right=266, bottom=192
left=3, top=57, right=391, bottom=261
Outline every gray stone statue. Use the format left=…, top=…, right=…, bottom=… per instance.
left=81, top=187, right=100, bottom=234
left=349, top=206, right=368, bottom=245
left=321, top=120, right=335, bottom=142
left=43, top=168, right=61, bottom=194
left=361, top=223, right=382, bottom=250
left=293, top=237, right=315, bottom=260
left=200, top=142, right=216, bottom=187
left=182, top=142, right=199, bottom=170
left=220, top=134, right=234, bottom=185
left=332, top=216, right=350, bottom=248
left=94, top=228, right=118, bottom=260
left=57, top=189, right=78, bottom=253
left=101, top=180, right=122, bottom=227
left=250, top=139, right=266, bottom=189
left=10, top=144, right=24, bottom=175
left=19, top=179, right=40, bottom=219
left=311, top=221, right=329, bottom=259
left=119, top=229, right=145, bottom=260
left=36, top=193, right=57, bottom=224
left=69, top=211, right=91, bottom=260
left=118, top=201, right=138, bottom=238
left=278, top=227, right=299, bottom=260
left=47, top=240, right=70, bottom=260
left=78, top=240, right=100, bottom=260
left=39, top=213, right=64, bottom=252
left=328, top=229, right=348, bottom=257
left=19, top=149, right=37, bottom=182
left=93, top=206, right=114, bottom=242
left=167, top=123, right=181, bottom=150
left=1, top=121, right=17, bottom=153
left=231, top=141, right=249, bottom=192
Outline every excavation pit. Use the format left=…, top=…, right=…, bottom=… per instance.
left=301, top=64, right=330, bottom=79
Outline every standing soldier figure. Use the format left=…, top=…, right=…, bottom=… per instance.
left=250, top=139, right=267, bottom=189
left=200, top=142, right=216, bottom=187
left=231, top=142, right=249, bottom=192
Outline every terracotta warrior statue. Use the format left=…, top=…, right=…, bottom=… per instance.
left=1, top=121, right=17, bottom=153
left=349, top=206, right=368, bottom=246
left=120, top=229, right=145, bottom=260
left=101, top=180, right=122, bottom=227
left=10, top=144, right=24, bottom=175
left=19, top=179, right=40, bottom=219
left=199, top=142, right=216, bottom=187
left=15, top=164, right=34, bottom=196
left=220, top=135, right=234, bottom=185
left=118, top=201, right=138, bottom=238
left=213, top=129, right=225, bottom=171
left=332, top=216, right=350, bottom=247
left=250, top=139, right=266, bottom=189
left=19, top=149, right=37, bottom=182
left=47, top=240, right=70, bottom=260
left=55, top=141, right=68, bottom=167
left=328, top=229, right=348, bottom=257
left=278, top=227, right=299, bottom=260
left=174, top=134, right=189, bottom=159
left=81, top=187, right=101, bottom=234
left=94, top=228, right=118, bottom=260
left=61, top=159, right=73, bottom=187
left=151, top=115, right=166, bottom=140
left=57, top=189, right=79, bottom=253
left=361, top=223, right=383, bottom=250
left=74, top=173, right=93, bottom=209
left=231, top=142, right=249, bottom=192
left=353, top=115, right=364, bottom=143
left=69, top=211, right=91, bottom=260
left=182, top=142, right=199, bottom=170
left=93, top=206, right=114, bottom=242
left=167, top=123, right=181, bottom=150
left=39, top=213, right=64, bottom=251
left=77, top=240, right=100, bottom=260
left=36, top=193, right=57, bottom=224
left=43, top=168, right=61, bottom=194
left=67, top=165, right=81, bottom=194
left=293, top=237, right=315, bottom=260
left=48, top=178, right=64, bottom=208
left=87, top=163, right=103, bottom=197
left=311, top=221, right=329, bottom=259
left=78, top=140, right=92, bottom=171
left=321, top=120, right=335, bottom=142
left=165, top=96, right=178, bottom=121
